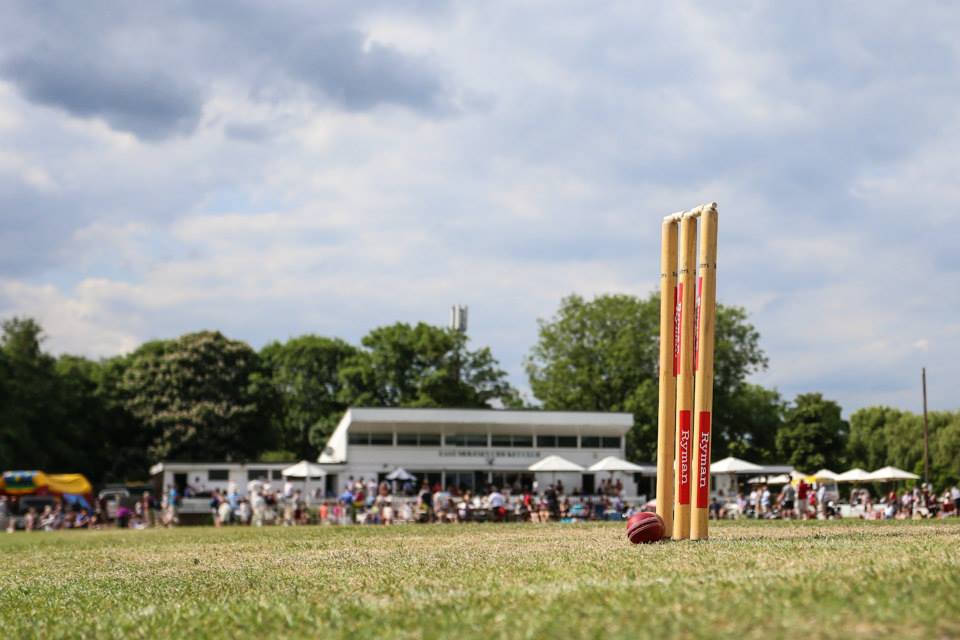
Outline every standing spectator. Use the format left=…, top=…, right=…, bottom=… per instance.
left=797, top=479, right=808, bottom=519
left=282, top=493, right=295, bottom=526
left=238, top=498, right=251, bottom=525
left=24, top=507, right=37, bottom=531
left=780, top=482, right=796, bottom=520
left=489, top=487, right=506, bottom=522
left=951, top=485, right=960, bottom=516
left=141, top=492, right=156, bottom=528
left=760, top=485, right=771, bottom=518
left=218, top=495, right=232, bottom=527
left=227, top=486, right=239, bottom=522
left=210, top=490, right=223, bottom=527
left=546, top=485, right=559, bottom=520
left=417, top=481, right=433, bottom=523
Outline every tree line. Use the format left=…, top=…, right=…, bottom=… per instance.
left=1, top=293, right=957, bottom=488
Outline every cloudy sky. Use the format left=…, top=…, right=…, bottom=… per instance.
left=1, top=2, right=958, bottom=414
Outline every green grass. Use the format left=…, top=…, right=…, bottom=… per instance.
left=1, top=520, right=958, bottom=639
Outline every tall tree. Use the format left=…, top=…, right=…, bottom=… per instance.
left=339, top=322, right=517, bottom=409
left=932, top=415, right=960, bottom=488
left=525, top=293, right=769, bottom=460
left=260, top=335, right=357, bottom=459
left=121, top=331, right=277, bottom=461
left=0, top=318, right=61, bottom=470
left=776, top=393, right=848, bottom=471
left=848, top=406, right=960, bottom=486
left=718, top=383, right=785, bottom=463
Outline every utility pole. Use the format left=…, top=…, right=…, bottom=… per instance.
left=922, top=367, right=930, bottom=485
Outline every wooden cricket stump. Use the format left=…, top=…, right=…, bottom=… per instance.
left=691, top=205, right=718, bottom=541
left=655, top=219, right=678, bottom=537
left=654, top=203, right=718, bottom=542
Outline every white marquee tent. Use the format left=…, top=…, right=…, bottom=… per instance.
left=866, top=466, right=919, bottom=482
left=836, top=468, right=872, bottom=483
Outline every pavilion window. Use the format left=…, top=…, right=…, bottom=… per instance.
left=208, top=469, right=228, bottom=481
left=368, top=433, right=394, bottom=446
left=397, top=433, right=419, bottom=446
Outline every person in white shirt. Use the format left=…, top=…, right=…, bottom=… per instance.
left=760, top=486, right=771, bottom=517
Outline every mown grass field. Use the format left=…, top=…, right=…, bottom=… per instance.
left=1, top=519, right=958, bottom=639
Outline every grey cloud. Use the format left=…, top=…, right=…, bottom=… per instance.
left=0, top=2, right=455, bottom=141
left=276, top=29, right=449, bottom=113
left=2, top=51, right=204, bottom=140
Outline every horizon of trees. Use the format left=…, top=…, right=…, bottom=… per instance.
left=1, top=292, right=957, bottom=489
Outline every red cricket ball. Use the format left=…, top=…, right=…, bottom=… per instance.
left=626, top=512, right=665, bottom=544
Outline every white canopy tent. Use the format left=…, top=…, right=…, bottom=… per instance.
left=385, top=468, right=417, bottom=482
left=711, top=456, right=764, bottom=474
left=711, top=457, right=765, bottom=497
left=836, top=468, right=872, bottom=483
left=866, top=466, right=920, bottom=482
left=529, top=455, right=585, bottom=473
left=529, top=455, right=584, bottom=490
left=281, top=460, right=327, bottom=502
left=282, top=460, right=327, bottom=479
left=588, top=456, right=654, bottom=473
left=814, top=469, right=839, bottom=481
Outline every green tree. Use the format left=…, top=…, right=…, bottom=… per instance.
left=776, top=393, right=848, bottom=471
left=260, top=335, right=358, bottom=459
left=719, top=383, right=785, bottom=462
left=122, top=331, right=277, bottom=461
left=847, top=406, right=902, bottom=471
left=0, top=318, right=61, bottom=470
left=339, top=322, right=517, bottom=409
left=847, top=406, right=960, bottom=487
left=932, top=415, right=960, bottom=488
left=525, top=293, right=769, bottom=460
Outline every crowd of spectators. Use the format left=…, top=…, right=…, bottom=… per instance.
left=0, top=495, right=100, bottom=532
left=5, top=478, right=958, bottom=531
left=708, top=480, right=960, bottom=521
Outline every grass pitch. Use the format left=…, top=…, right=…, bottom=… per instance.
left=1, top=520, right=958, bottom=639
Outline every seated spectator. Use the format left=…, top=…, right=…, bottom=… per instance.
left=40, top=505, right=56, bottom=531
left=74, top=508, right=90, bottom=529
